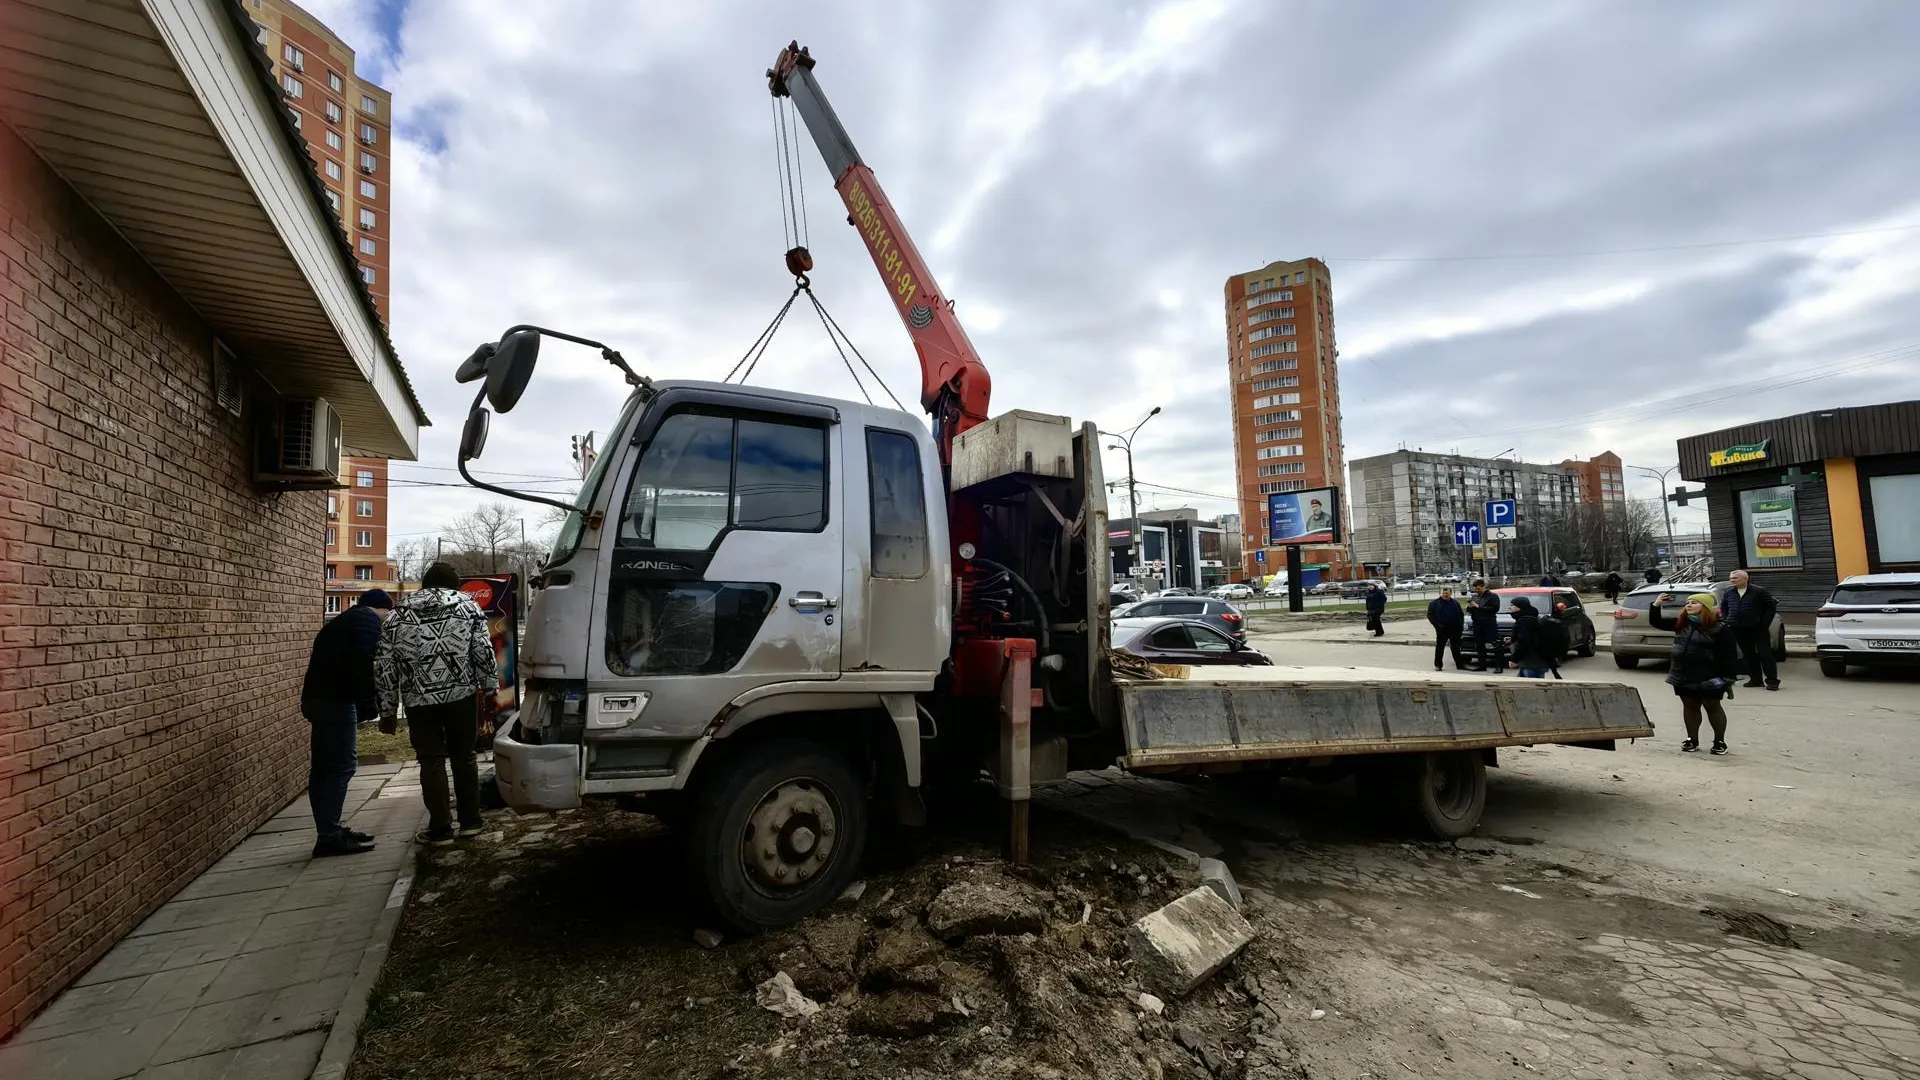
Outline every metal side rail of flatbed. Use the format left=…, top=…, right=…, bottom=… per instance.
left=1114, top=665, right=1655, bottom=770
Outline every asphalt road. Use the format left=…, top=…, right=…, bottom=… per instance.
left=1244, top=628, right=1919, bottom=921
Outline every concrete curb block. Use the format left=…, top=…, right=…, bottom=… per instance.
left=310, top=815, right=425, bottom=1080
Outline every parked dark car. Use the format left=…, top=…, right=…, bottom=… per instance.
left=1338, top=578, right=1388, bottom=599
left=1111, top=596, right=1245, bottom=640
left=1112, top=618, right=1272, bottom=666
left=1490, top=587, right=1598, bottom=658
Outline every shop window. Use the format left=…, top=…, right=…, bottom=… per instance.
left=1736, top=485, right=1802, bottom=570
left=1867, top=473, right=1920, bottom=564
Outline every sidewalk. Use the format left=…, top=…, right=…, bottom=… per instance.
left=0, top=763, right=426, bottom=1080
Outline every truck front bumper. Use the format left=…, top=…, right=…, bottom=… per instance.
left=492, top=714, right=583, bottom=812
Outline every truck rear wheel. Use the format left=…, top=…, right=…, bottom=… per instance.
left=685, top=739, right=868, bottom=933
left=1408, top=751, right=1486, bottom=839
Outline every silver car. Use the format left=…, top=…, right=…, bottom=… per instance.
left=1608, top=581, right=1786, bottom=669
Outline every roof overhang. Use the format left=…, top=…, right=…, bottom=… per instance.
left=0, top=0, right=426, bottom=457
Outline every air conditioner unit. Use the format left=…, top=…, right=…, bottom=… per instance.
left=255, top=397, right=343, bottom=487
left=290, top=57, right=304, bottom=72
left=359, top=162, right=375, bottom=174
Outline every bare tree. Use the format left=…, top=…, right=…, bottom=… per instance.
left=392, top=537, right=431, bottom=588
left=441, top=502, right=524, bottom=574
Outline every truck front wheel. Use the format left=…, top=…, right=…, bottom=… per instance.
left=1409, top=751, right=1486, bottom=839
left=685, top=739, right=868, bottom=933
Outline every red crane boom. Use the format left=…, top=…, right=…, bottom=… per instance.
left=768, top=42, right=991, bottom=463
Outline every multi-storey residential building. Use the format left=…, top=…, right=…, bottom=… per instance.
left=1224, top=258, right=1348, bottom=579
left=1348, top=450, right=1624, bottom=577
left=324, top=458, right=398, bottom=611
left=253, top=0, right=398, bottom=610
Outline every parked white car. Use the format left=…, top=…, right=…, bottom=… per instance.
left=1814, top=573, right=1920, bottom=677
left=1210, top=583, right=1256, bottom=600
left=1393, top=579, right=1427, bottom=592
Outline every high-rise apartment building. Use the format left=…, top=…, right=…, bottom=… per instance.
left=1348, top=449, right=1626, bottom=577
left=1224, top=258, right=1348, bottom=579
left=324, top=459, right=398, bottom=612
left=251, top=0, right=391, bottom=323
left=253, top=0, right=399, bottom=611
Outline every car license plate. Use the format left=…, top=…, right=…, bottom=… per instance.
left=1867, top=639, right=1920, bottom=650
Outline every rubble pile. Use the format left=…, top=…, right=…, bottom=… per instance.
left=721, top=854, right=1306, bottom=1080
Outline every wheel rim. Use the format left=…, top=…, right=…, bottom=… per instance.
left=741, top=777, right=840, bottom=896
left=1428, top=756, right=1476, bottom=820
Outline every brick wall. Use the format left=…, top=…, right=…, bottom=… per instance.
left=0, top=123, right=326, bottom=1036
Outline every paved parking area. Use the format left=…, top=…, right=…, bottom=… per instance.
left=0, top=764, right=425, bottom=1080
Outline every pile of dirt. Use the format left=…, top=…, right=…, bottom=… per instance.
left=720, top=856, right=1305, bottom=1080
left=350, top=804, right=1309, bottom=1080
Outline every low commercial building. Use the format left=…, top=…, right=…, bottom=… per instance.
left=1110, top=509, right=1230, bottom=592
left=1676, top=402, right=1920, bottom=614
left=0, top=1, right=426, bottom=1035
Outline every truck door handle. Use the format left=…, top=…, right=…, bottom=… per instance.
left=789, top=592, right=838, bottom=611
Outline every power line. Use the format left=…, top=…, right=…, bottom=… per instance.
left=1326, top=221, right=1920, bottom=264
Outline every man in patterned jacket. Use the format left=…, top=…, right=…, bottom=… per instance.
left=377, top=562, right=499, bottom=846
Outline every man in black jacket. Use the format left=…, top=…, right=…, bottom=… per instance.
left=1428, top=586, right=1467, bottom=670
left=301, top=590, right=393, bottom=857
left=1722, top=570, right=1781, bottom=690
left=1364, top=583, right=1388, bottom=637
left=1466, top=579, right=1504, bottom=672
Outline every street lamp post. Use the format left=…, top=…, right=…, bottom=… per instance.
left=1633, top=464, right=1680, bottom=572
left=1100, top=407, right=1162, bottom=586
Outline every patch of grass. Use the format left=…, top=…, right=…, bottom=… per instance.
left=356, top=721, right=410, bottom=764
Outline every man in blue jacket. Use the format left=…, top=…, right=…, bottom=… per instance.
left=301, top=590, right=394, bottom=857
left=1428, top=586, right=1467, bottom=670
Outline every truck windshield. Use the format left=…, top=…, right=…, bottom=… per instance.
left=546, top=395, right=638, bottom=568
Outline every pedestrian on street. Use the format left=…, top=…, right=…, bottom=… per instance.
left=1506, top=596, right=1559, bottom=679
left=1604, top=571, right=1624, bottom=604
left=1540, top=573, right=1560, bottom=587
left=1364, top=583, right=1387, bottom=637
left=300, top=589, right=393, bottom=858
left=1466, top=578, right=1505, bottom=673
left=377, top=562, right=499, bottom=846
left=1648, top=591, right=1740, bottom=755
left=1645, top=566, right=1663, bottom=586
left=1428, top=586, right=1467, bottom=670
left=1722, top=570, right=1781, bottom=691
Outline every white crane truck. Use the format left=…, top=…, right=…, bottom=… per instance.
left=456, top=43, right=1654, bottom=931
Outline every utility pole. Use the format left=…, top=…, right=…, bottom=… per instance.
left=1100, top=407, right=1161, bottom=585
left=1633, top=464, right=1680, bottom=571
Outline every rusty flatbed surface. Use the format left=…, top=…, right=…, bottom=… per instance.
left=1113, top=664, right=1656, bottom=768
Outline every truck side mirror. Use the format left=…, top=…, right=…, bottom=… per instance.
left=459, top=408, right=490, bottom=461
left=485, top=329, right=541, bottom=412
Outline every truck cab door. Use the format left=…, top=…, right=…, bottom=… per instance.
left=588, top=397, right=842, bottom=741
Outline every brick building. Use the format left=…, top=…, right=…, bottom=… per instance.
left=326, top=457, right=399, bottom=612
left=0, top=0, right=425, bottom=1037
left=1223, top=258, right=1351, bottom=580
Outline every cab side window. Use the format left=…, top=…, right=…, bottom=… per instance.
left=867, top=429, right=928, bottom=577
left=621, top=411, right=826, bottom=550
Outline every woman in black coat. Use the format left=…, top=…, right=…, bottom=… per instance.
left=1648, top=592, right=1741, bottom=754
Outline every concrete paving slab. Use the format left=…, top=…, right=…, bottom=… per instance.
left=73, top=921, right=264, bottom=988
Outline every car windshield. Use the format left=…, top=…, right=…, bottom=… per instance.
left=1831, top=583, right=1920, bottom=605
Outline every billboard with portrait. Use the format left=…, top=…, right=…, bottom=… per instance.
left=1267, top=487, right=1342, bottom=546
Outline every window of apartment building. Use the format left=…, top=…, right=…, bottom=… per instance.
left=1252, top=376, right=1300, bottom=391
left=354, top=566, right=374, bottom=581
left=359, top=179, right=377, bottom=199
left=361, top=94, right=378, bottom=114
left=1253, top=410, right=1301, bottom=424
left=326, top=495, right=337, bottom=515
left=1251, top=357, right=1297, bottom=372
left=359, top=151, right=378, bottom=174
left=326, top=527, right=337, bottom=546
left=325, top=189, right=340, bottom=212
left=1254, top=427, right=1304, bottom=442
left=1248, top=326, right=1285, bottom=343
left=1256, top=462, right=1308, bottom=476
left=359, top=207, right=377, bottom=230
left=356, top=499, right=374, bottom=517
left=326, top=563, right=337, bottom=579
left=360, top=237, right=378, bottom=255
left=360, top=123, right=378, bottom=146
left=328, top=71, right=343, bottom=92
left=283, top=44, right=303, bottom=68
left=355, top=469, right=375, bottom=487
left=1256, top=445, right=1305, bottom=460
left=281, top=74, right=302, bottom=98
left=325, top=595, right=342, bottom=615
left=1293, top=271, right=1305, bottom=283
left=326, top=101, right=343, bottom=123
left=1252, top=394, right=1301, bottom=409
left=355, top=530, right=373, bottom=548
left=324, top=159, right=342, bottom=180
left=1259, top=480, right=1308, bottom=494
left=361, top=266, right=377, bottom=284
left=325, top=129, right=343, bottom=150
left=1248, top=307, right=1294, bottom=325
left=256, top=26, right=268, bottom=45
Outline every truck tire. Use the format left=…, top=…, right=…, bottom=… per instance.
left=684, top=739, right=868, bottom=933
left=1575, top=631, right=1596, bottom=658
left=1819, top=659, right=1847, bottom=678
left=1613, top=654, right=1639, bottom=670
left=1407, top=751, right=1486, bottom=840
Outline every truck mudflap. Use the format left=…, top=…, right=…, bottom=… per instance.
left=492, top=714, right=584, bottom=811
left=1114, top=664, right=1655, bottom=769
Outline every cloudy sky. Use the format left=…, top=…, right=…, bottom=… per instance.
left=303, top=0, right=1920, bottom=548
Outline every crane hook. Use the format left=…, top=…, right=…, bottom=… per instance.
left=785, top=245, right=814, bottom=284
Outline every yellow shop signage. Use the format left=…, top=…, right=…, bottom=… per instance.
left=1708, top=439, right=1770, bottom=468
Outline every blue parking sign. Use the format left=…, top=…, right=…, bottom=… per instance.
left=1254, top=550, right=1266, bottom=564
left=1484, top=499, right=1516, bottom=527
